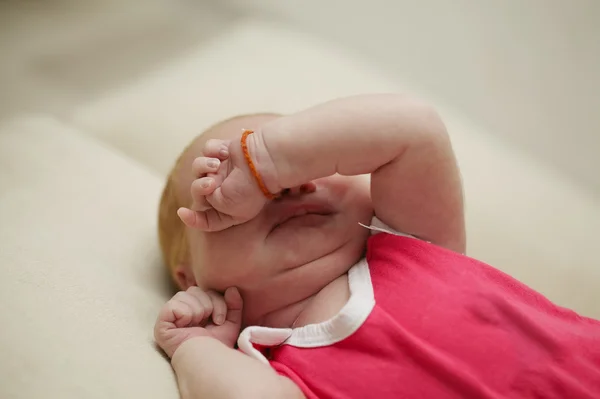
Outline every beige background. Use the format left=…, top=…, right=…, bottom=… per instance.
left=2, top=0, right=599, bottom=193
left=0, top=1, right=599, bottom=398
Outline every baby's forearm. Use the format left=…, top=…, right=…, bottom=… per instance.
left=172, top=337, right=304, bottom=399
left=255, top=94, right=443, bottom=192
left=253, top=93, right=465, bottom=252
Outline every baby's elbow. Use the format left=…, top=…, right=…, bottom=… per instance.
left=412, top=101, right=448, bottom=142
left=386, top=94, right=449, bottom=143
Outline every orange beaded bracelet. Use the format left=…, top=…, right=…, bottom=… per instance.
left=240, top=129, right=278, bottom=200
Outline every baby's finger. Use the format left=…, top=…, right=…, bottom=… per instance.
left=177, top=207, right=209, bottom=230
left=204, top=139, right=231, bottom=160
left=176, top=289, right=206, bottom=326
left=169, top=297, right=194, bottom=328
left=202, top=209, right=237, bottom=232
left=186, top=286, right=214, bottom=325
left=206, top=290, right=227, bottom=326
left=177, top=208, right=236, bottom=232
left=190, top=178, right=216, bottom=212
left=223, top=287, right=243, bottom=328
left=192, top=157, right=220, bottom=178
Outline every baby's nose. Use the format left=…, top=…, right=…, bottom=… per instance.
left=281, top=182, right=317, bottom=197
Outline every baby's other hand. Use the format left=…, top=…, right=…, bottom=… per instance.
left=177, top=136, right=269, bottom=232
left=154, top=287, right=243, bottom=358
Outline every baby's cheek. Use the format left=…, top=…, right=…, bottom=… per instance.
left=197, top=235, right=261, bottom=291
left=324, top=175, right=369, bottom=197
left=329, top=176, right=372, bottom=214
left=189, top=252, right=208, bottom=289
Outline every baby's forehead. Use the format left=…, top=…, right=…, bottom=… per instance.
left=173, top=113, right=280, bottom=205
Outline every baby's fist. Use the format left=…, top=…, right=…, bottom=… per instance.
left=154, top=287, right=243, bottom=358
left=178, top=131, right=280, bottom=232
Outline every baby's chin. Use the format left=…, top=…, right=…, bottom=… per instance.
left=265, top=214, right=351, bottom=260
left=277, top=223, right=369, bottom=281
left=241, top=230, right=368, bottom=328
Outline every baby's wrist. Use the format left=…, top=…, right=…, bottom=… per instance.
left=247, top=129, right=282, bottom=196
left=171, top=335, right=221, bottom=364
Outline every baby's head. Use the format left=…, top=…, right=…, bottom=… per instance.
left=159, top=114, right=373, bottom=325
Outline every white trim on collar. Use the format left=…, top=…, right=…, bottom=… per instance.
left=237, top=217, right=407, bottom=364
left=286, top=258, right=374, bottom=347
left=237, top=259, right=375, bottom=363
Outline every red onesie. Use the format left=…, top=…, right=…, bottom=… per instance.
left=238, top=221, right=600, bottom=398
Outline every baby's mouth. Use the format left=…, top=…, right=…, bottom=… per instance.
left=270, top=204, right=335, bottom=233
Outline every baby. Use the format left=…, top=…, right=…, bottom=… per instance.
left=154, top=95, right=600, bottom=398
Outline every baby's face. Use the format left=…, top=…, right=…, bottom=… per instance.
left=177, top=115, right=373, bottom=325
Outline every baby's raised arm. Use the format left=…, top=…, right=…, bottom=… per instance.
left=256, top=94, right=465, bottom=253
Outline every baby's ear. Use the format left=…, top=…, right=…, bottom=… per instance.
left=174, top=264, right=196, bottom=290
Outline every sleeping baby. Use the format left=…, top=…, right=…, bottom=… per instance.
left=155, top=94, right=600, bottom=399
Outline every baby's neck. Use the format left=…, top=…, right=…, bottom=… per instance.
left=259, top=273, right=350, bottom=329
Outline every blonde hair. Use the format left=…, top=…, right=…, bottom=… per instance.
left=158, top=146, right=191, bottom=279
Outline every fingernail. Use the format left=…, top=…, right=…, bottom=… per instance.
left=200, top=178, right=213, bottom=188
left=207, top=159, right=219, bottom=168
left=219, top=148, right=229, bottom=158
left=215, top=315, right=225, bottom=325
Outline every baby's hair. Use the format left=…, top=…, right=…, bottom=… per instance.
left=158, top=146, right=191, bottom=279
left=158, top=113, right=281, bottom=284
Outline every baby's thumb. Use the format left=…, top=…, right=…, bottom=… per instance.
left=177, top=207, right=206, bottom=229
left=224, top=287, right=243, bottom=328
